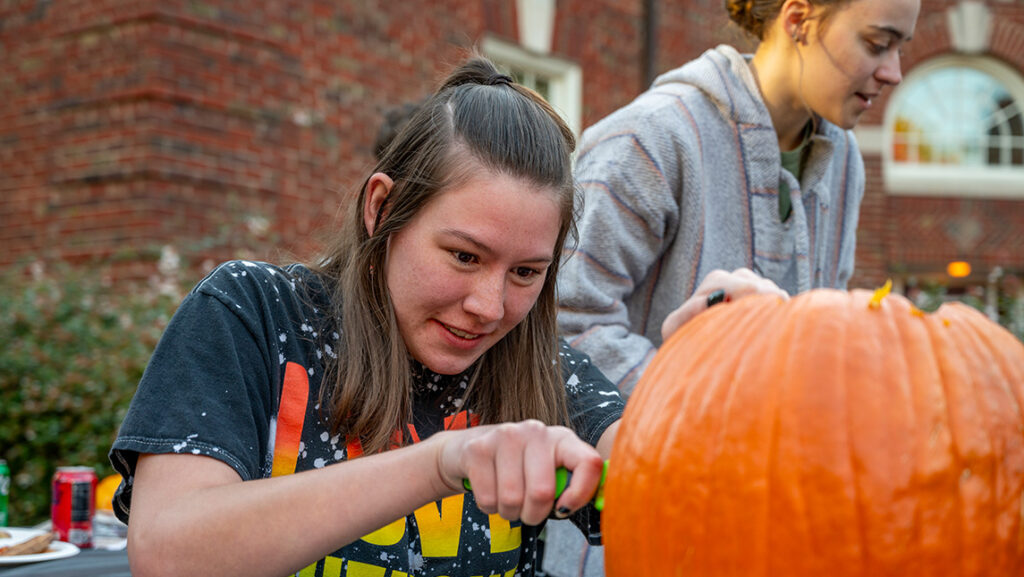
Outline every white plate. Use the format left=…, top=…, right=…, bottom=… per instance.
left=0, top=527, right=81, bottom=566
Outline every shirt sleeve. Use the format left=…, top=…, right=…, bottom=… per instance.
left=557, top=98, right=685, bottom=396
left=109, top=268, right=280, bottom=524
left=557, top=339, right=625, bottom=546
left=559, top=339, right=625, bottom=446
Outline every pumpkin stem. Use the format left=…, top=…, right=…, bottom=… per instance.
left=869, top=279, right=893, bottom=309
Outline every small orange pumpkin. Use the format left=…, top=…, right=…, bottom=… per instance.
left=604, top=287, right=1024, bottom=576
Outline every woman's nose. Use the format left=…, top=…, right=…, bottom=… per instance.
left=877, top=50, right=903, bottom=86
left=463, top=273, right=505, bottom=322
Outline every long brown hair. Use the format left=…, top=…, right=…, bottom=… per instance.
left=311, top=55, right=578, bottom=455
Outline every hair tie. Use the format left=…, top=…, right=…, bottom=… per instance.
left=484, top=73, right=514, bottom=87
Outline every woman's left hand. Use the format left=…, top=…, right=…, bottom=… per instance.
left=661, top=267, right=789, bottom=341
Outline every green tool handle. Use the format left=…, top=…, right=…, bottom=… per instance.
left=461, top=460, right=608, bottom=511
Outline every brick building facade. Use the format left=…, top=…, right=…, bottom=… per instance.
left=1, top=0, right=1022, bottom=318
left=851, top=0, right=1024, bottom=304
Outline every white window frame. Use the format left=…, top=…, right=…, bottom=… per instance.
left=883, top=54, right=1024, bottom=199
left=481, top=35, right=583, bottom=139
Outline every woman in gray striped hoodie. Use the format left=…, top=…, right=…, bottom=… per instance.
left=545, top=0, right=920, bottom=575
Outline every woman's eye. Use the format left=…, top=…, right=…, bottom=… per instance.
left=514, top=266, right=542, bottom=280
left=452, top=251, right=478, bottom=265
left=867, top=40, right=889, bottom=55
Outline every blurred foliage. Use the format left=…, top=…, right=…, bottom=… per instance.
left=911, top=274, right=1024, bottom=342
left=0, top=261, right=184, bottom=526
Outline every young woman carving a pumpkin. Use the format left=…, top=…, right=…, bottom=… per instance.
left=108, top=55, right=775, bottom=577
left=107, top=57, right=622, bottom=577
left=545, top=0, right=920, bottom=575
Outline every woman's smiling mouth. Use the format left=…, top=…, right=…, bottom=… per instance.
left=444, top=323, right=482, bottom=340
left=855, top=92, right=878, bottom=108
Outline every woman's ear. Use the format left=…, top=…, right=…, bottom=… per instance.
left=363, top=172, right=394, bottom=236
left=779, top=0, right=812, bottom=42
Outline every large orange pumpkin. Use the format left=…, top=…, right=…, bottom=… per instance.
left=604, top=287, right=1024, bottom=576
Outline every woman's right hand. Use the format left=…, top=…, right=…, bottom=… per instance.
left=660, top=267, right=789, bottom=341
left=431, top=420, right=605, bottom=526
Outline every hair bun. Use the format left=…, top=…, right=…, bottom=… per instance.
left=483, top=73, right=513, bottom=87
left=726, top=0, right=755, bottom=28
left=440, top=58, right=509, bottom=91
left=726, top=0, right=768, bottom=39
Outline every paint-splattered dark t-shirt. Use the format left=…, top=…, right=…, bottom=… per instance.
left=110, top=260, right=625, bottom=577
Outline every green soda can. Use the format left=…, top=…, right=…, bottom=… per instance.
left=0, top=459, right=9, bottom=527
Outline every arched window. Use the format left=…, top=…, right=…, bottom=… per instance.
left=884, top=55, right=1024, bottom=198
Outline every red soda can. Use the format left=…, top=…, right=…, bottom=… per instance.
left=51, top=466, right=97, bottom=548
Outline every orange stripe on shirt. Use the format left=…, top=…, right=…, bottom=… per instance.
left=271, top=361, right=309, bottom=477
left=444, top=410, right=479, bottom=431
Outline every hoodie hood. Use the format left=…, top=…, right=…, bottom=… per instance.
left=651, top=45, right=771, bottom=129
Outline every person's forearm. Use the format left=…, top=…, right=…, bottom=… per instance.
left=595, top=420, right=620, bottom=460
left=128, top=438, right=454, bottom=577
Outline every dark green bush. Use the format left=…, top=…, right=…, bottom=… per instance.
left=913, top=276, right=1024, bottom=342
left=0, top=263, right=183, bottom=526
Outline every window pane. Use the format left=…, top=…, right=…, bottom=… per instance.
left=505, top=67, right=552, bottom=102
left=890, top=66, right=1024, bottom=168
left=534, top=77, right=550, bottom=101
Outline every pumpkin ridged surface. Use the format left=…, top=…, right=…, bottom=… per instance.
left=604, top=289, right=1024, bottom=576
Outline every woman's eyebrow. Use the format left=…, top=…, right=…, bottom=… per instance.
left=870, top=25, right=912, bottom=42
left=441, top=228, right=554, bottom=264
left=442, top=229, right=490, bottom=253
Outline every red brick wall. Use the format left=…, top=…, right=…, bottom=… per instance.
left=1, top=0, right=1021, bottom=289
left=559, top=0, right=647, bottom=125
left=0, top=0, right=663, bottom=274
left=1, top=0, right=506, bottom=273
